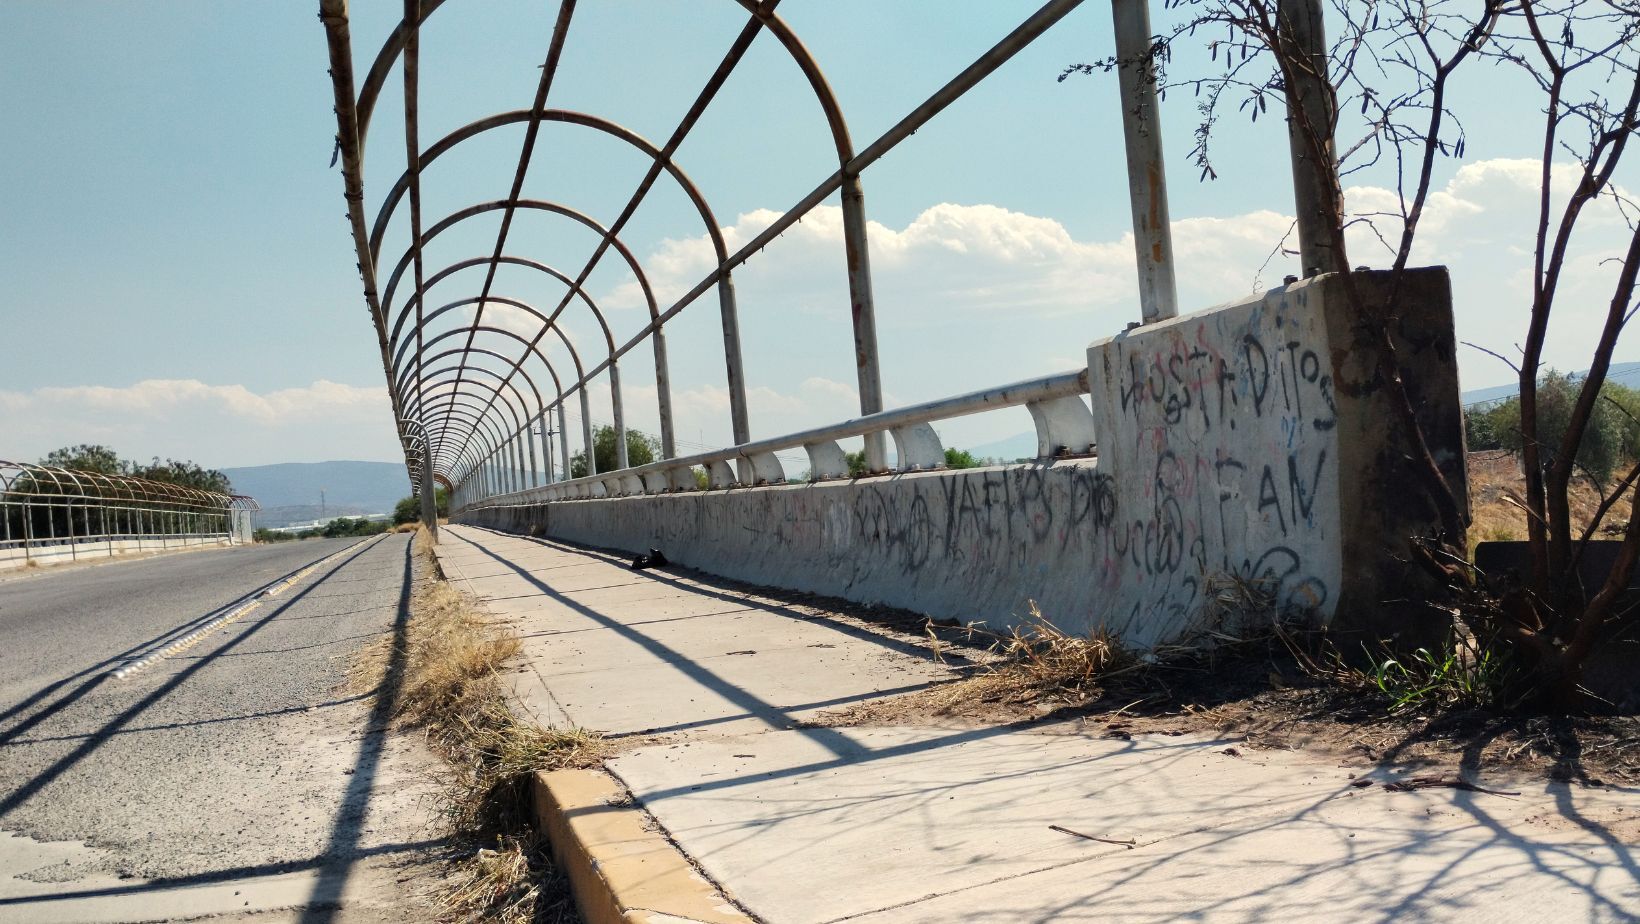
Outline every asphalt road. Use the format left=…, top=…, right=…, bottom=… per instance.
left=0, top=536, right=445, bottom=923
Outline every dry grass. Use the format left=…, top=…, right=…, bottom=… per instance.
left=350, top=528, right=603, bottom=924
left=840, top=604, right=1132, bottom=722
left=1466, top=450, right=1632, bottom=556
left=394, top=521, right=420, bottom=534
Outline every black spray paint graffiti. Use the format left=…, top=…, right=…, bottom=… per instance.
left=1118, top=326, right=1338, bottom=436
left=852, top=488, right=933, bottom=574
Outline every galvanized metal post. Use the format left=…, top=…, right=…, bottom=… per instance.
left=557, top=404, right=570, bottom=482
left=579, top=389, right=596, bottom=477
left=1112, top=0, right=1179, bottom=323
left=539, top=413, right=553, bottom=483
left=644, top=334, right=673, bottom=462
left=513, top=431, right=525, bottom=491
left=507, top=435, right=519, bottom=494
left=527, top=421, right=540, bottom=487
left=716, top=273, right=750, bottom=451
left=839, top=176, right=888, bottom=471
left=419, top=449, right=439, bottom=543
left=1279, top=0, right=1344, bottom=278
left=610, top=361, right=629, bottom=471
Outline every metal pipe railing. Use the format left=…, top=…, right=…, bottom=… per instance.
left=0, top=461, right=260, bottom=564
left=461, top=368, right=1095, bottom=509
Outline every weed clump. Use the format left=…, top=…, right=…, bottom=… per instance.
left=916, top=604, right=1133, bottom=713
left=350, top=532, right=603, bottom=923
left=1292, top=626, right=1521, bottom=715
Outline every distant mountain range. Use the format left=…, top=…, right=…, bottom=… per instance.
left=221, top=461, right=409, bottom=528
left=1459, top=361, right=1640, bottom=407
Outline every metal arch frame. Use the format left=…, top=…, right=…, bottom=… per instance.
left=368, top=110, right=735, bottom=278
left=323, top=0, right=1194, bottom=516
left=385, top=258, right=617, bottom=469
left=0, top=461, right=250, bottom=561
left=420, top=403, right=516, bottom=490
left=0, top=461, right=236, bottom=510
left=396, top=336, right=557, bottom=485
left=409, top=372, right=533, bottom=485
left=414, top=4, right=890, bottom=476
left=367, top=108, right=746, bottom=471
left=391, top=323, right=586, bottom=480
left=389, top=256, right=614, bottom=359
left=391, top=302, right=600, bottom=475
left=403, top=366, right=541, bottom=488
left=376, top=198, right=668, bottom=471
left=410, top=399, right=514, bottom=484
left=335, top=0, right=892, bottom=500
left=398, top=345, right=559, bottom=440
left=397, top=345, right=561, bottom=484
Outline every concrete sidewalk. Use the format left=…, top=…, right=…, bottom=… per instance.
left=435, top=525, right=1640, bottom=923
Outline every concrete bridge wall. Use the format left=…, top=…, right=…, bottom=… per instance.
left=459, top=269, right=1464, bottom=648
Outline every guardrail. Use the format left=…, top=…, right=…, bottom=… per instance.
left=457, top=368, right=1094, bottom=508
left=0, top=460, right=260, bottom=569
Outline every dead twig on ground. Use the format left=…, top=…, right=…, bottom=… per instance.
left=1049, top=825, right=1136, bottom=848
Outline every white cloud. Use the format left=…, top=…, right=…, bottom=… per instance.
left=0, top=379, right=400, bottom=468
left=598, top=158, right=1639, bottom=450
left=15, top=160, right=1634, bottom=474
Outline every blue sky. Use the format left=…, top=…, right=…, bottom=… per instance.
left=1, top=1, right=1632, bottom=468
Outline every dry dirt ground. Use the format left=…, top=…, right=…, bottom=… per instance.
left=527, top=520, right=1640, bottom=792
left=822, top=632, right=1640, bottom=800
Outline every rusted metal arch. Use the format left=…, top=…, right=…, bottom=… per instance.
left=391, top=298, right=599, bottom=467
left=377, top=198, right=667, bottom=465
left=397, top=344, right=561, bottom=485
left=400, top=340, right=554, bottom=482
left=353, top=3, right=855, bottom=175
left=388, top=257, right=615, bottom=476
left=381, top=218, right=647, bottom=474
left=405, top=367, right=538, bottom=460
left=368, top=109, right=736, bottom=474
left=388, top=261, right=623, bottom=476
left=0, top=461, right=236, bottom=510
left=354, top=0, right=882, bottom=471
left=393, top=296, right=594, bottom=415
left=368, top=110, right=735, bottom=281
left=426, top=408, right=524, bottom=491
left=408, top=366, right=534, bottom=458
left=389, top=256, right=617, bottom=360
left=409, top=398, right=513, bottom=482
left=398, top=345, right=558, bottom=425
left=327, top=0, right=1107, bottom=508
left=402, top=366, right=541, bottom=487
left=425, top=411, right=508, bottom=492
left=391, top=322, right=592, bottom=481
left=376, top=205, right=659, bottom=351
left=379, top=200, right=663, bottom=338
left=412, top=377, right=533, bottom=491
left=396, top=336, right=558, bottom=476
left=399, top=356, right=551, bottom=435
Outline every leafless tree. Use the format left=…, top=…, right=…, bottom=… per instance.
left=1068, top=0, right=1640, bottom=704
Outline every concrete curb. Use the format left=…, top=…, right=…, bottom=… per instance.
left=531, top=769, right=751, bottom=924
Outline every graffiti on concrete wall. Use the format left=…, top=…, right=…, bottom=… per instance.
left=466, top=283, right=1354, bottom=650
left=1090, top=287, right=1342, bottom=630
